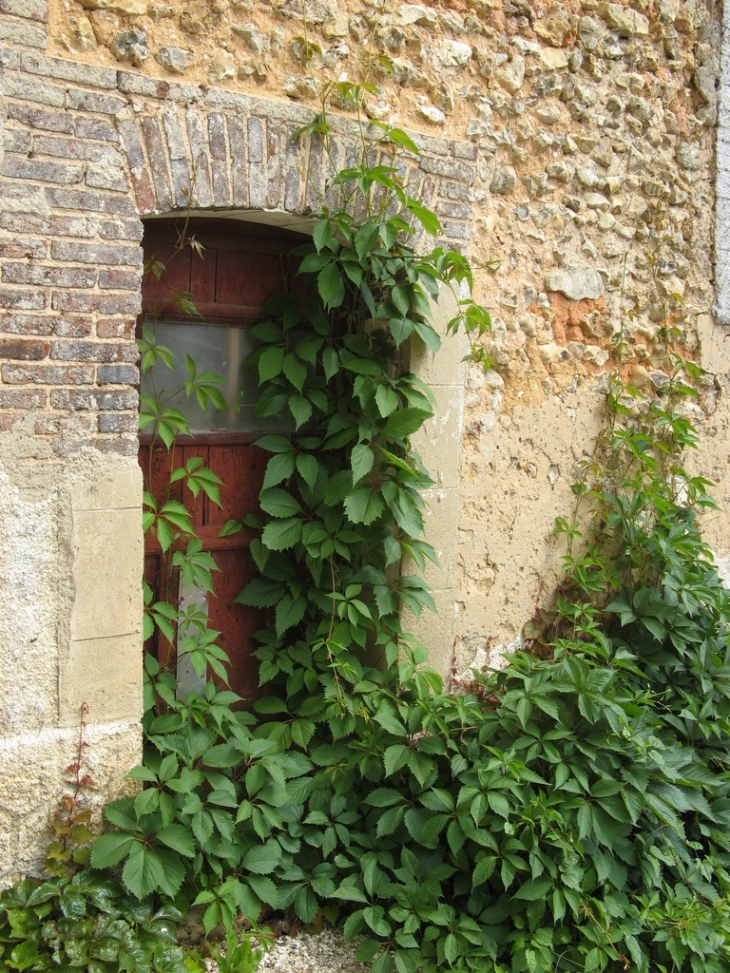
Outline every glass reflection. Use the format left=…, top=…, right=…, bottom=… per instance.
left=141, top=320, right=273, bottom=433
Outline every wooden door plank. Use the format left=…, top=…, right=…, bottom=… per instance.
left=189, top=246, right=217, bottom=306
left=215, top=250, right=286, bottom=309
left=208, top=443, right=268, bottom=525
left=139, top=219, right=312, bottom=706
left=142, top=244, right=192, bottom=313
left=209, top=548, right=263, bottom=704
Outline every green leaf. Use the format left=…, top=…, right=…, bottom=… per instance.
left=294, top=887, right=319, bottom=924
left=261, top=517, right=303, bottom=550
left=254, top=434, right=293, bottom=454
left=407, top=200, right=442, bottom=236
left=388, top=128, right=420, bottom=154
left=276, top=593, right=307, bottom=637
left=413, top=321, right=441, bottom=354
left=260, top=488, right=303, bottom=518
left=122, top=842, right=167, bottom=899
left=384, top=745, right=409, bottom=776
left=242, top=843, right=282, bottom=875
left=263, top=451, right=296, bottom=489
left=375, top=385, right=400, bottom=417
left=318, top=263, right=345, bottom=308
left=9, top=940, right=44, bottom=971
left=248, top=875, right=279, bottom=907
left=298, top=251, right=331, bottom=274
left=104, top=798, right=138, bottom=831
left=313, top=219, right=332, bottom=253
left=513, top=877, right=553, bottom=901
left=289, top=394, right=312, bottom=429
left=156, top=825, right=196, bottom=858
left=487, top=792, right=511, bottom=819
left=365, top=789, right=406, bottom=808
left=296, top=453, right=319, bottom=491
left=323, top=347, right=340, bottom=381
left=283, top=353, right=307, bottom=392
left=351, top=443, right=374, bottom=485
left=392, top=286, right=411, bottom=316
left=354, top=224, right=380, bottom=261
left=472, top=855, right=497, bottom=887
left=259, top=346, right=285, bottom=383
left=218, top=518, right=243, bottom=537
left=236, top=576, right=286, bottom=607
left=383, top=408, right=432, bottom=439
left=344, top=488, right=385, bottom=525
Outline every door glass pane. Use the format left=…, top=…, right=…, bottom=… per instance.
left=141, top=320, right=283, bottom=433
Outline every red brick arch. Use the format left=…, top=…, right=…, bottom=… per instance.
left=115, top=94, right=477, bottom=252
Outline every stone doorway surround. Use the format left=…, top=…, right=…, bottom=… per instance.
left=0, top=47, right=472, bottom=877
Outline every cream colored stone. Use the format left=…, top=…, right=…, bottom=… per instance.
left=419, top=486, right=461, bottom=579
left=60, top=15, right=97, bottom=52
left=0, top=720, right=141, bottom=883
left=497, top=54, right=525, bottom=94
left=598, top=2, right=650, bottom=36
left=72, top=465, right=141, bottom=512
left=0, top=436, right=145, bottom=879
left=405, top=586, right=459, bottom=682
left=539, top=48, right=569, bottom=70
left=70, top=506, right=142, bottom=643
left=412, top=386, right=466, bottom=491
left=59, top=634, right=143, bottom=727
left=697, top=313, right=730, bottom=373
left=0, top=462, right=60, bottom=734
left=408, top=293, right=470, bottom=388
left=79, top=0, right=147, bottom=14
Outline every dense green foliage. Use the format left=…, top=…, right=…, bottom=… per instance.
left=0, top=874, right=188, bottom=973
left=92, top=114, right=730, bottom=973
left=5, top=100, right=730, bottom=973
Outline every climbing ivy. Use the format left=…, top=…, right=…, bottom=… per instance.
left=91, top=100, right=492, bottom=931
left=15, top=86, right=730, bottom=973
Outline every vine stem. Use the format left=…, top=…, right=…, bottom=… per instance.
left=326, top=556, right=345, bottom=710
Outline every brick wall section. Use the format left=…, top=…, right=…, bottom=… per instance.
left=0, top=35, right=477, bottom=456
left=0, top=37, right=142, bottom=455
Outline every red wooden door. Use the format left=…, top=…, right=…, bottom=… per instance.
left=139, top=219, right=303, bottom=704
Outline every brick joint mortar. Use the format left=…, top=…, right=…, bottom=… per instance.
left=0, top=49, right=475, bottom=453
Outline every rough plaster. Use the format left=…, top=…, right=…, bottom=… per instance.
left=456, top=383, right=605, bottom=670
left=43, top=0, right=728, bottom=668
left=715, top=0, right=730, bottom=323
left=2, top=0, right=730, bottom=873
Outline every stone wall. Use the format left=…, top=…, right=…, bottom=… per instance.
left=44, top=0, right=730, bottom=665
left=1, top=0, right=730, bottom=872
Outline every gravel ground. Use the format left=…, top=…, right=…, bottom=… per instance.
left=178, top=907, right=367, bottom=973
left=259, top=930, right=367, bottom=973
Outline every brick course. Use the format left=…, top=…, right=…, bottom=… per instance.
left=0, top=48, right=475, bottom=457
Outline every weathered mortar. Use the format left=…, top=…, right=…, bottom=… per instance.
left=1, top=0, right=730, bottom=870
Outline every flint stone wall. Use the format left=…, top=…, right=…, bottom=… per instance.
left=2, top=0, right=730, bottom=873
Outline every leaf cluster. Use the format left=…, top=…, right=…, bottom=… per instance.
left=0, top=874, right=190, bottom=973
left=93, top=127, right=730, bottom=973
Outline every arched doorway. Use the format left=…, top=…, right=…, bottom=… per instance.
left=139, top=218, right=307, bottom=703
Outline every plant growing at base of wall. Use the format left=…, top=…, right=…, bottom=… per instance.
left=86, top=80, right=730, bottom=973
left=90, top=88, right=491, bottom=931
left=0, top=707, right=197, bottom=973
